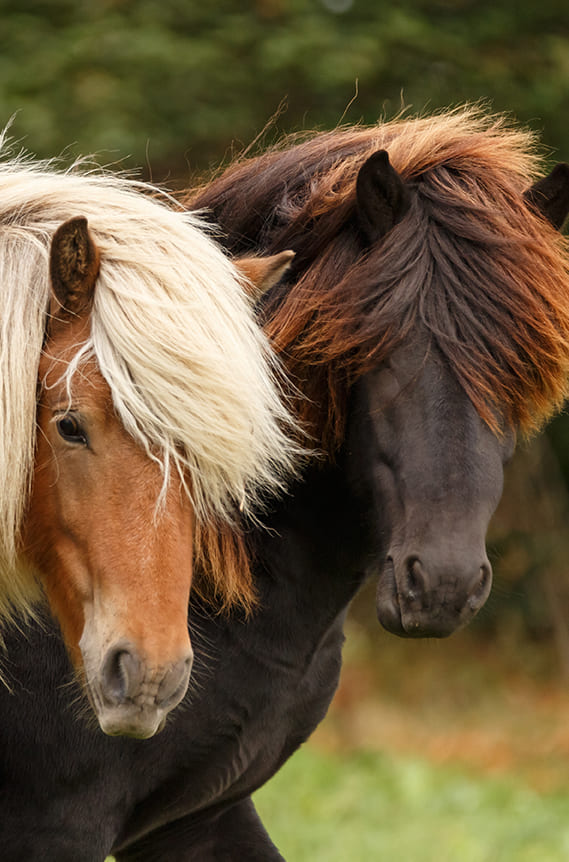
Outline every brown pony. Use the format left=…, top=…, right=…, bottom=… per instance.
left=0, top=152, right=298, bottom=738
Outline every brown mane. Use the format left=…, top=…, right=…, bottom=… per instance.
left=194, top=521, right=253, bottom=613
left=190, top=107, right=569, bottom=452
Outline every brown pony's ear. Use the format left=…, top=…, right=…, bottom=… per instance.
left=49, top=216, right=101, bottom=318
left=356, top=150, right=412, bottom=245
left=235, top=250, right=295, bottom=300
left=524, top=163, right=569, bottom=230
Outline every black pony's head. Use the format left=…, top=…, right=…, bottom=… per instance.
left=191, top=109, right=569, bottom=637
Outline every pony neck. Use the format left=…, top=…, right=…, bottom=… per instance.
left=252, top=444, right=375, bottom=619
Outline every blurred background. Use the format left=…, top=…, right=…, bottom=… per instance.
left=2, top=1, right=569, bottom=858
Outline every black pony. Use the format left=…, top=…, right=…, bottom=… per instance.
left=2, top=108, right=569, bottom=859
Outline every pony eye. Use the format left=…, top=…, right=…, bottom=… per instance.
left=56, top=415, right=88, bottom=445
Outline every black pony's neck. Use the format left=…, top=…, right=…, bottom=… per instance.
left=251, top=425, right=378, bottom=624
left=192, top=165, right=381, bottom=620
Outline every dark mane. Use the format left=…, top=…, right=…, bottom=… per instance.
left=190, top=107, right=569, bottom=448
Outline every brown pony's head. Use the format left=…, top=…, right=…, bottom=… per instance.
left=22, top=218, right=194, bottom=738
left=23, top=217, right=294, bottom=738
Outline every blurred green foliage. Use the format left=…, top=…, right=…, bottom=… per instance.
left=1, top=0, right=569, bottom=180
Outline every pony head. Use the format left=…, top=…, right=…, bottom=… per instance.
left=190, top=106, right=569, bottom=639
left=0, top=149, right=299, bottom=737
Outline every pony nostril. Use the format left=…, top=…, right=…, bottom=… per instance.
left=156, top=653, right=193, bottom=707
left=405, top=556, right=427, bottom=599
left=469, top=562, right=493, bottom=609
left=101, top=645, right=142, bottom=705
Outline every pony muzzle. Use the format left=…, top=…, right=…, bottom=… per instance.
left=376, top=551, right=493, bottom=638
left=86, top=640, right=193, bottom=738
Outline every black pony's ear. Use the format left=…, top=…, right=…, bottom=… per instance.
left=356, top=150, right=411, bottom=245
left=49, top=216, right=100, bottom=319
left=524, top=163, right=569, bottom=230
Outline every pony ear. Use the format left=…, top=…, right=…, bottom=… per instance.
left=524, top=163, right=569, bottom=230
left=49, top=216, right=101, bottom=317
left=235, top=250, right=295, bottom=299
left=356, top=150, right=412, bottom=245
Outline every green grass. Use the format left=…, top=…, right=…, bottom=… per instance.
left=253, top=745, right=569, bottom=862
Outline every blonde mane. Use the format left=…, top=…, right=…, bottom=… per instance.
left=0, top=137, right=300, bottom=622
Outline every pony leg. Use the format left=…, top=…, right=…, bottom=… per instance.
left=114, top=797, right=286, bottom=861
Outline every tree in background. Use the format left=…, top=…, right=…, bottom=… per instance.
left=1, top=0, right=568, bottom=179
